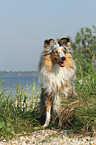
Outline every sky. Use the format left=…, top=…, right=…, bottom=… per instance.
left=0, top=0, right=96, bottom=71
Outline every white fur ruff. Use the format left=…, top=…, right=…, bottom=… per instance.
left=39, top=63, right=76, bottom=95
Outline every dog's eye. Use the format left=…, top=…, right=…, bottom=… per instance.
left=62, top=48, right=66, bottom=54
left=55, top=51, right=58, bottom=54
left=63, top=49, right=66, bottom=54
left=55, top=49, right=58, bottom=54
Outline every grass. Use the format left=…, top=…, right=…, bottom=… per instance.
left=0, top=80, right=41, bottom=139
left=59, top=73, right=96, bottom=135
left=0, top=72, right=96, bottom=139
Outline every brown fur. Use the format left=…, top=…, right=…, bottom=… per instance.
left=42, top=54, right=52, bottom=72
left=65, top=53, right=75, bottom=69
left=46, top=96, right=52, bottom=111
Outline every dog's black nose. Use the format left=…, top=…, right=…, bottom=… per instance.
left=61, top=56, right=66, bottom=61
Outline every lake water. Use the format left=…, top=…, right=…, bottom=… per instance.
left=0, top=76, right=40, bottom=96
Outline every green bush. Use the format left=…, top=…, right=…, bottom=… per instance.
left=72, top=25, right=96, bottom=76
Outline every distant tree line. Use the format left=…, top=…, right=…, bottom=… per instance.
left=0, top=71, right=38, bottom=77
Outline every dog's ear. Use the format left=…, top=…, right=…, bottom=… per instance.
left=58, top=38, right=70, bottom=47
left=49, top=39, right=55, bottom=44
left=44, top=40, right=49, bottom=49
left=44, top=39, right=55, bottom=49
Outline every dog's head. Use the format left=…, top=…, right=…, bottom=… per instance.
left=43, top=38, right=68, bottom=67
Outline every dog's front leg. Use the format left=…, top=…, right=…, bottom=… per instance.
left=43, top=96, right=52, bottom=128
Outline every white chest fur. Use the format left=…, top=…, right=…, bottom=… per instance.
left=40, top=64, right=76, bottom=95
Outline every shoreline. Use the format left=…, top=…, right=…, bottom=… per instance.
left=0, top=71, right=39, bottom=77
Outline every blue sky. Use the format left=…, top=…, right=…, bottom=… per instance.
left=0, top=0, right=96, bottom=71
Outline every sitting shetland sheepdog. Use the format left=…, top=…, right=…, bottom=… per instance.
left=39, top=38, right=77, bottom=128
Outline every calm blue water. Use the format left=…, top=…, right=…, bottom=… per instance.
left=0, top=76, right=40, bottom=96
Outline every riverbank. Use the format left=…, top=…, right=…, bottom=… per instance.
left=0, top=71, right=38, bottom=77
